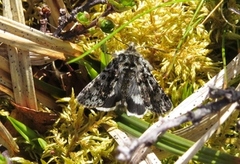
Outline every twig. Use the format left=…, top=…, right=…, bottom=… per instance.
left=117, top=88, right=240, bottom=162
left=53, top=0, right=107, bottom=38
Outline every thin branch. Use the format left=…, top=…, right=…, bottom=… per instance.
left=53, top=0, right=107, bottom=38
left=117, top=88, right=240, bottom=162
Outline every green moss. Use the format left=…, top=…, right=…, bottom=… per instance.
left=77, top=0, right=220, bottom=106
left=42, top=91, right=117, bottom=163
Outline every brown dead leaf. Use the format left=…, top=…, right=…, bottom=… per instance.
left=8, top=101, right=58, bottom=133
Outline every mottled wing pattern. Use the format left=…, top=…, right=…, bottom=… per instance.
left=77, top=44, right=172, bottom=117
left=77, top=57, right=121, bottom=110
left=137, top=56, right=172, bottom=114
left=112, top=54, right=147, bottom=116
left=124, top=54, right=172, bottom=116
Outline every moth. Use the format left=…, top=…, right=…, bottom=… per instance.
left=77, top=44, right=172, bottom=117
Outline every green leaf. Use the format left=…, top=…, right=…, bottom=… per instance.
left=38, top=138, right=47, bottom=150
left=100, top=44, right=111, bottom=70
left=7, top=116, right=38, bottom=142
left=34, top=78, right=66, bottom=97
left=83, top=61, right=99, bottom=79
left=7, top=116, right=47, bottom=154
left=0, top=154, right=7, bottom=164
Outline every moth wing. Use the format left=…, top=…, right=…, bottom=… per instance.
left=125, top=77, right=147, bottom=117
left=146, top=75, right=172, bottom=114
left=77, top=58, right=121, bottom=109
left=137, top=58, right=172, bottom=114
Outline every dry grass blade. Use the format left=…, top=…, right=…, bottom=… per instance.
left=0, top=16, right=83, bottom=57
left=0, top=0, right=60, bottom=156
left=176, top=100, right=239, bottom=164
left=106, top=126, right=161, bottom=164
left=0, top=122, right=19, bottom=156
left=171, top=52, right=240, bottom=141
left=2, top=0, right=36, bottom=109
left=0, top=0, right=84, bottom=108
left=0, top=30, right=66, bottom=60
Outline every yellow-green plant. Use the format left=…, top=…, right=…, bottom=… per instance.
left=70, top=0, right=220, bottom=106
left=42, top=91, right=117, bottom=163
